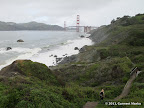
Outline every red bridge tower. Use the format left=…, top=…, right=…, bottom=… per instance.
left=76, top=15, right=80, bottom=32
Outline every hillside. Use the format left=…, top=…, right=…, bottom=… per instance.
left=53, top=13, right=144, bottom=107
left=0, top=14, right=144, bottom=108
left=0, top=60, right=98, bottom=108
left=0, top=21, right=64, bottom=31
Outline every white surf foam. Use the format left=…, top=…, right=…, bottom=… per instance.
left=0, top=47, right=37, bottom=54
left=30, top=38, right=93, bottom=66
left=0, top=48, right=41, bottom=70
left=0, top=37, right=93, bottom=70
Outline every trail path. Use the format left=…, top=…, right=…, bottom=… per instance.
left=114, top=72, right=137, bottom=101
left=114, top=70, right=141, bottom=101
left=83, top=102, right=98, bottom=108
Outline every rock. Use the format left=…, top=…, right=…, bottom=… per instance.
left=49, top=54, right=53, bottom=57
left=74, top=47, right=79, bottom=50
left=0, top=60, right=27, bottom=77
left=80, top=35, right=85, bottom=38
left=6, top=47, right=12, bottom=51
left=79, top=45, right=87, bottom=53
left=54, top=55, right=57, bottom=58
left=59, top=55, right=77, bottom=64
left=63, top=54, right=67, bottom=56
left=17, top=39, right=24, bottom=42
left=56, top=58, right=62, bottom=63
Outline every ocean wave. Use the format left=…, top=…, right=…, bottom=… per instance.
left=0, top=47, right=41, bottom=70
left=0, top=47, right=41, bottom=54
left=30, top=38, right=93, bottom=67
left=0, top=38, right=93, bottom=70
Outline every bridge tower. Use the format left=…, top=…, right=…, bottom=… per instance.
left=76, top=15, right=80, bottom=32
left=64, top=21, right=66, bottom=31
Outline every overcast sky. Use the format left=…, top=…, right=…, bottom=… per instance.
left=0, top=0, right=144, bottom=27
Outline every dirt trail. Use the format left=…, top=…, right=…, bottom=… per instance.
left=114, top=72, right=137, bottom=101
left=83, top=102, right=98, bottom=108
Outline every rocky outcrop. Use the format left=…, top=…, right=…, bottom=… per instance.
left=56, top=57, right=62, bottom=63
left=79, top=45, right=87, bottom=53
left=0, top=60, right=60, bottom=82
left=0, top=60, right=64, bottom=87
left=6, top=47, right=12, bottom=51
left=59, top=45, right=99, bottom=64
left=54, top=55, right=57, bottom=57
left=0, top=60, right=26, bottom=77
left=59, top=55, right=77, bottom=64
left=80, top=35, right=85, bottom=38
left=17, top=39, right=24, bottom=42
left=74, top=47, right=79, bottom=50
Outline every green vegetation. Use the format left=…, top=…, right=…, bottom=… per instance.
left=93, top=13, right=144, bottom=107
left=0, top=14, right=144, bottom=108
left=17, top=60, right=60, bottom=86
left=0, top=61, right=103, bottom=108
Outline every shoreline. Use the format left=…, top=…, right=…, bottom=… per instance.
left=30, top=36, right=94, bottom=67
left=0, top=35, right=93, bottom=70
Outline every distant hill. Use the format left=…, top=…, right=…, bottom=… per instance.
left=0, top=21, right=64, bottom=31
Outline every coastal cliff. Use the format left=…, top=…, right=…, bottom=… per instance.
left=0, top=14, right=144, bottom=108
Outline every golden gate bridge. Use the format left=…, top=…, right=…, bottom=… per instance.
left=64, top=15, right=97, bottom=32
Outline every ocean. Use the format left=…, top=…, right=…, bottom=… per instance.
left=0, top=31, right=93, bottom=70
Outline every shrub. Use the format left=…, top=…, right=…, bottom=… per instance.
left=17, top=61, right=60, bottom=85
left=98, top=49, right=110, bottom=59
left=129, top=38, right=144, bottom=46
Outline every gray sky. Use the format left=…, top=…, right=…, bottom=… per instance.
left=0, top=0, right=144, bottom=27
